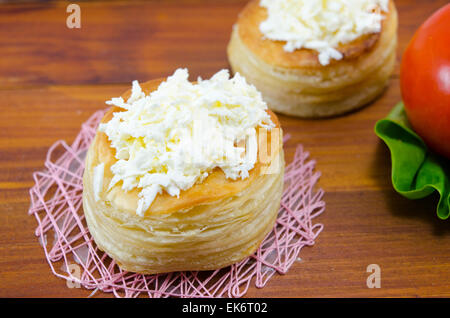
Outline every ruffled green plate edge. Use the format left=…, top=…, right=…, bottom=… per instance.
left=374, top=102, right=450, bottom=219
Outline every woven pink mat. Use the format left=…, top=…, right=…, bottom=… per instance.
left=28, top=110, right=325, bottom=298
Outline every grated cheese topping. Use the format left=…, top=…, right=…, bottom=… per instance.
left=98, top=69, right=274, bottom=216
left=259, top=0, right=389, bottom=65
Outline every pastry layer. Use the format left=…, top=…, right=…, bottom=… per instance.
left=227, top=0, right=398, bottom=117
left=82, top=80, right=285, bottom=274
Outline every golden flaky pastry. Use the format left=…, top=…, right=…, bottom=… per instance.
left=82, top=79, right=285, bottom=274
left=227, top=0, right=398, bottom=118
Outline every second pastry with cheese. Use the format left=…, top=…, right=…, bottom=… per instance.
left=227, top=0, right=398, bottom=118
left=82, top=69, right=285, bottom=274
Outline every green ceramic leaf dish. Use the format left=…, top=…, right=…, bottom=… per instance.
left=374, top=102, right=450, bottom=220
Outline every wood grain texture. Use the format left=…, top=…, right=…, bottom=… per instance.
left=0, top=0, right=449, bottom=298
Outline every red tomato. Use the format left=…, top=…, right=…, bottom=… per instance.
left=400, top=4, right=450, bottom=159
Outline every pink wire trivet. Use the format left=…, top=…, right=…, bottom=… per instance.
left=28, top=110, right=325, bottom=298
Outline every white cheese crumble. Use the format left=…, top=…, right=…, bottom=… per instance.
left=99, top=68, right=274, bottom=216
left=259, top=0, right=389, bottom=65
left=93, top=162, right=104, bottom=202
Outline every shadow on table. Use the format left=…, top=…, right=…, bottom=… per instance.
left=372, top=141, right=450, bottom=236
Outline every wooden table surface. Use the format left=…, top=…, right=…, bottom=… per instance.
left=1, top=0, right=449, bottom=298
